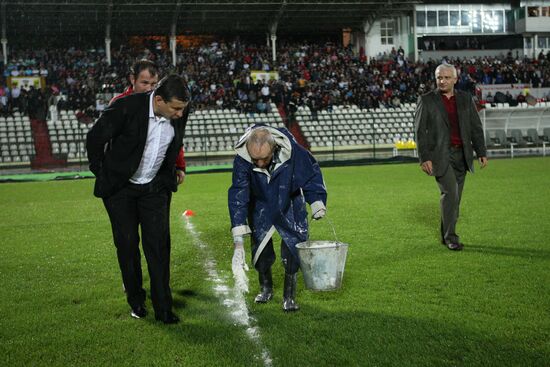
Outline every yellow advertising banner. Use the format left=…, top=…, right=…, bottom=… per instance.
left=250, top=71, right=279, bottom=83
left=8, top=76, right=44, bottom=90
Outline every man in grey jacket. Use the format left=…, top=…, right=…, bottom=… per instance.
left=415, top=64, right=488, bottom=251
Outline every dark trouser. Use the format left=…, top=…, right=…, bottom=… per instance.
left=436, top=147, right=467, bottom=245
left=103, top=177, right=173, bottom=314
left=253, top=238, right=300, bottom=275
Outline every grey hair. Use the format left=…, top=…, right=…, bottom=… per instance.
left=246, top=127, right=276, bottom=150
left=435, top=63, right=458, bottom=78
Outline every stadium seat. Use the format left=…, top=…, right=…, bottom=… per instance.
left=493, top=129, right=509, bottom=147
left=485, top=133, right=495, bottom=148
left=509, top=129, right=526, bottom=146
left=525, top=129, right=539, bottom=146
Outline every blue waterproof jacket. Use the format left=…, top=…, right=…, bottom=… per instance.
left=228, top=125, right=327, bottom=263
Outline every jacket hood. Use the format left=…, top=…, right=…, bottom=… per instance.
left=234, top=125, right=292, bottom=170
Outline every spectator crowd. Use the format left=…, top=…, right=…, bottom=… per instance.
left=1, top=39, right=550, bottom=120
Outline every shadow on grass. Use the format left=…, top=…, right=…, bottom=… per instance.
left=408, top=202, right=440, bottom=230
left=135, top=289, right=264, bottom=367
left=172, top=290, right=192, bottom=309
left=465, top=244, right=550, bottom=260
left=175, top=289, right=198, bottom=297
left=254, top=304, right=549, bottom=367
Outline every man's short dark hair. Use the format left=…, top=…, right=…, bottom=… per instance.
left=130, top=59, right=158, bottom=78
left=154, top=74, right=190, bottom=103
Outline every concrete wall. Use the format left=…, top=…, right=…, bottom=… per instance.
left=355, top=16, right=410, bottom=60
left=516, top=16, right=550, bottom=41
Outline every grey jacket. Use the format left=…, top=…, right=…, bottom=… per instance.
left=414, top=89, right=487, bottom=177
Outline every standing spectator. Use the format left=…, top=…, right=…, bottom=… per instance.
left=110, top=59, right=159, bottom=104
left=11, top=84, right=21, bottom=112
left=485, top=92, right=494, bottom=104
left=0, top=85, right=9, bottom=116
left=27, top=87, right=47, bottom=120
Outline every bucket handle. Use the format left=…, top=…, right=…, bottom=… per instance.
left=309, top=213, right=339, bottom=243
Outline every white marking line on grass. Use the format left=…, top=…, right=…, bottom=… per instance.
left=183, top=216, right=273, bottom=367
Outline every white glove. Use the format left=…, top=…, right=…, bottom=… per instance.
left=312, top=208, right=326, bottom=220
left=232, top=242, right=249, bottom=293
left=232, top=242, right=249, bottom=272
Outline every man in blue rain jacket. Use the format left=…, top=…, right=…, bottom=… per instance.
left=228, top=125, right=327, bottom=311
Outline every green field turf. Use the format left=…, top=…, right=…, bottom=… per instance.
left=1, top=157, right=549, bottom=366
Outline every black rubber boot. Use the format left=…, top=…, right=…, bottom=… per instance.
left=254, top=269, right=273, bottom=303
left=282, top=272, right=299, bottom=312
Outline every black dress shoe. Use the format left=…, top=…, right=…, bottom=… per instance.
left=446, top=242, right=464, bottom=251
left=155, top=311, right=180, bottom=324
left=130, top=304, right=147, bottom=319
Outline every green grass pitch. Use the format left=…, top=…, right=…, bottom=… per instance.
left=1, top=157, right=549, bottom=366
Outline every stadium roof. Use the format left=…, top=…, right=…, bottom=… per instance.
left=1, top=0, right=515, bottom=38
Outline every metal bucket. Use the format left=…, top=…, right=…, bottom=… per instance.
left=296, top=240, right=349, bottom=291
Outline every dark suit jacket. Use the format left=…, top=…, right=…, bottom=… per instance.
left=414, top=89, right=487, bottom=177
left=86, top=92, right=189, bottom=198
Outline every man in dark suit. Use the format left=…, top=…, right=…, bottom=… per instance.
left=86, top=74, right=190, bottom=323
left=415, top=64, right=488, bottom=251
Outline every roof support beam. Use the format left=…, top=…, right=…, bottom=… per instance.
left=170, top=1, right=182, bottom=67
left=105, top=1, right=113, bottom=65
left=2, top=1, right=8, bottom=64
left=268, top=0, right=286, bottom=62
left=1, top=1, right=5, bottom=39
left=171, top=1, right=182, bottom=37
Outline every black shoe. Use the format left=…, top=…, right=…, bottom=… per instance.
left=446, top=242, right=464, bottom=251
left=282, top=272, right=299, bottom=312
left=255, top=269, right=274, bottom=303
left=155, top=310, right=180, bottom=324
left=130, top=304, right=147, bottom=319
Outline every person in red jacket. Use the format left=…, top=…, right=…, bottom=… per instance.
left=111, top=59, right=186, bottom=182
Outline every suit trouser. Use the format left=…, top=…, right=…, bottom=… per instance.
left=103, top=177, right=173, bottom=313
left=436, top=147, right=467, bottom=245
left=253, top=238, right=300, bottom=275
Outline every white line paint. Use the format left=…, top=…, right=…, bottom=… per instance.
left=183, top=215, right=273, bottom=367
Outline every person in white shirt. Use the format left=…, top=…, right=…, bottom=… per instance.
left=86, top=75, right=190, bottom=324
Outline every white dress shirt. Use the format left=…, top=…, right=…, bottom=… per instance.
left=130, top=93, right=175, bottom=184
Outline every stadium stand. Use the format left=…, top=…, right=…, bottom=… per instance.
left=1, top=12, right=549, bottom=169
left=0, top=112, right=35, bottom=164
left=185, top=104, right=284, bottom=154
left=46, top=110, right=90, bottom=160
left=3, top=96, right=549, bottom=166
left=3, top=42, right=550, bottom=123
left=295, top=104, right=415, bottom=150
